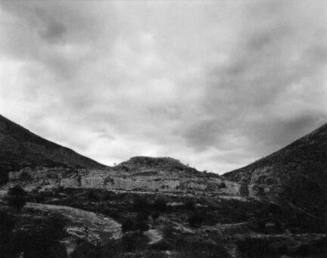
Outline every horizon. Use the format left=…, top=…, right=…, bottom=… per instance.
left=1, top=112, right=325, bottom=174
left=1, top=1, right=327, bottom=173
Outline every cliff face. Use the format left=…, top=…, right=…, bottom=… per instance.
left=0, top=114, right=105, bottom=183
left=223, top=123, right=327, bottom=219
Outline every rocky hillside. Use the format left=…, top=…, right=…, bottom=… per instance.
left=115, top=156, right=200, bottom=176
left=8, top=157, right=240, bottom=196
left=0, top=114, right=105, bottom=183
left=223, top=123, right=327, bottom=221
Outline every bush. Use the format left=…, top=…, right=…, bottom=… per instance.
left=87, top=190, right=100, bottom=202
left=0, top=211, right=17, bottom=258
left=122, top=232, right=147, bottom=252
left=152, top=198, right=167, bottom=212
left=135, top=220, right=149, bottom=232
left=135, top=211, right=150, bottom=231
left=7, top=185, right=27, bottom=212
left=122, top=218, right=134, bottom=233
left=45, top=214, right=67, bottom=240
left=19, top=171, right=32, bottom=181
left=184, top=200, right=195, bottom=210
left=237, top=238, right=279, bottom=258
left=71, top=242, right=100, bottom=258
left=133, top=196, right=150, bottom=211
left=122, top=212, right=150, bottom=233
left=13, top=214, right=68, bottom=258
left=151, top=212, right=160, bottom=220
left=0, top=211, right=15, bottom=235
left=175, top=238, right=230, bottom=258
left=136, top=210, right=149, bottom=221
left=188, top=212, right=204, bottom=227
left=150, top=240, right=172, bottom=251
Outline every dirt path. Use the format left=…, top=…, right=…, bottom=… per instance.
left=25, top=202, right=122, bottom=245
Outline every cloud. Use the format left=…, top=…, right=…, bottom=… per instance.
left=182, top=0, right=327, bottom=162
left=0, top=0, right=326, bottom=173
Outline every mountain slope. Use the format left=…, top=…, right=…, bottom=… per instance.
left=0, top=114, right=105, bottom=183
left=223, top=123, right=327, bottom=220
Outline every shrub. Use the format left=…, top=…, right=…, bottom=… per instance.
left=122, top=212, right=149, bottom=233
left=0, top=211, right=15, bottom=235
left=237, top=238, right=279, bottom=258
left=122, top=218, right=134, bottom=233
left=12, top=214, right=68, bottom=258
left=45, top=214, right=67, bottom=240
left=152, top=198, right=167, bottom=212
left=135, top=211, right=150, bottom=231
left=150, top=240, right=172, bottom=251
left=218, top=182, right=226, bottom=188
left=175, top=238, right=230, bottom=258
left=19, top=171, right=32, bottom=181
left=71, top=242, right=100, bottom=258
left=151, top=212, right=160, bottom=220
left=87, top=190, right=100, bottom=202
left=135, top=220, right=149, bottom=232
left=136, top=210, right=149, bottom=221
left=0, top=211, right=17, bottom=258
left=122, top=232, right=147, bottom=252
left=133, top=196, right=150, bottom=211
left=7, top=185, right=27, bottom=212
left=184, top=200, right=195, bottom=210
left=188, top=212, right=204, bottom=227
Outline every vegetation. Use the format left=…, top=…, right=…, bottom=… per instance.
left=188, top=212, right=205, bottom=227
left=0, top=209, right=68, bottom=258
left=7, top=185, right=27, bottom=212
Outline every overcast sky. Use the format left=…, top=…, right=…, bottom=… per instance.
left=0, top=0, right=327, bottom=173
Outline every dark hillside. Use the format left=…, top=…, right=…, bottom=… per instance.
left=223, top=123, right=327, bottom=226
left=0, top=114, right=105, bottom=183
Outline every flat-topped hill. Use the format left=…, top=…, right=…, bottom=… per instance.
left=114, top=156, right=200, bottom=176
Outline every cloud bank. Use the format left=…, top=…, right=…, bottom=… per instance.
left=0, top=0, right=326, bottom=172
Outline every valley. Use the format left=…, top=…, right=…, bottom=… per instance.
left=0, top=114, right=326, bottom=257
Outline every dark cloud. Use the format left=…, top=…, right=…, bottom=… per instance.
left=181, top=0, right=327, bottom=166
left=39, top=19, right=66, bottom=43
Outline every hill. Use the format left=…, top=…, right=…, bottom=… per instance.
left=114, top=156, right=201, bottom=176
left=223, top=123, right=327, bottom=221
left=0, top=114, right=105, bottom=183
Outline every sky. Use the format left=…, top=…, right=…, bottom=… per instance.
left=0, top=0, right=327, bottom=173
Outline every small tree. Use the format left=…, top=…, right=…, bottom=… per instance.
left=7, top=185, right=27, bottom=212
